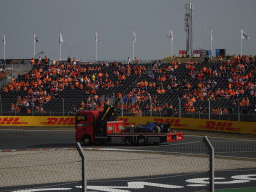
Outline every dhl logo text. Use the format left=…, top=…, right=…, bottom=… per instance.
left=200, top=121, right=241, bottom=132
left=0, top=117, right=27, bottom=125
left=154, top=118, right=188, bottom=127
left=41, top=118, right=75, bottom=125
left=117, top=118, right=136, bottom=126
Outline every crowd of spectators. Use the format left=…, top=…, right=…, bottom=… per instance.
left=0, top=68, right=8, bottom=81
left=180, top=54, right=256, bottom=114
left=2, top=54, right=256, bottom=116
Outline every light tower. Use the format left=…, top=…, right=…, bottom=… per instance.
left=184, top=3, right=193, bottom=57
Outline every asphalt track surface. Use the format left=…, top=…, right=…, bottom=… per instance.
left=0, top=129, right=255, bottom=159
left=0, top=129, right=256, bottom=192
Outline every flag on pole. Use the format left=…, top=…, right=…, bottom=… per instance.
left=210, top=28, right=213, bottom=41
left=133, top=29, right=136, bottom=42
left=241, top=28, right=249, bottom=40
left=59, top=32, right=64, bottom=44
left=2, top=34, right=5, bottom=45
left=95, top=30, right=100, bottom=42
left=167, top=30, right=173, bottom=41
left=34, top=34, right=38, bottom=43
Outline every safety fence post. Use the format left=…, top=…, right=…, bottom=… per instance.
left=62, top=98, right=64, bottom=116
left=208, top=99, right=211, bottom=119
left=76, top=142, right=86, bottom=192
left=203, top=136, right=214, bottom=192
left=121, top=98, right=124, bottom=117
left=150, top=97, right=152, bottom=117
left=0, top=97, right=2, bottom=116
left=178, top=97, right=181, bottom=118
left=237, top=100, right=240, bottom=122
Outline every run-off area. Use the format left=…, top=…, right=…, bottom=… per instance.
left=1, top=149, right=256, bottom=190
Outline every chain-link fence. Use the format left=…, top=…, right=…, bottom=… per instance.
left=0, top=63, right=32, bottom=89
left=0, top=95, right=255, bottom=122
left=0, top=148, right=82, bottom=192
left=1, top=136, right=255, bottom=191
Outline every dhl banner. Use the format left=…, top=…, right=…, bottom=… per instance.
left=0, top=116, right=75, bottom=126
left=117, top=117, right=256, bottom=135
left=0, top=116, right=255, bottom=135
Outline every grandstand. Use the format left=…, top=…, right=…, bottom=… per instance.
left=0, top=56, right=255, bottom=122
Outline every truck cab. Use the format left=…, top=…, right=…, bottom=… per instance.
left=75, top=105, right=121, bottom=144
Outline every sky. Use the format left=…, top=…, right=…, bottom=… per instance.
left=0, top=0, right=255, bottom=61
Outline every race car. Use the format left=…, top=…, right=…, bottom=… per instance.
left=122, top=122, right=171, bottom=133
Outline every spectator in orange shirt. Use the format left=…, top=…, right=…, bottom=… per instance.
left=30, top=58, right=35, bottom=68
left=117, top=92, right=122, bottom=101
left=135, top=57, right=138, bottom=64
left=144, top=80, right=148, bottom=89
left=45, top=56, right=48, bottom=65
left=160, top=87, right=165, bottom=94
left=98, top=72, right=103, bottom=78
left=121, top=74, right=126, bottom=81
left=73, top=58, right=77, bottom=65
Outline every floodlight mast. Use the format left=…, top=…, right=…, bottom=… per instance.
left=184, top=3, right=193, bottom=57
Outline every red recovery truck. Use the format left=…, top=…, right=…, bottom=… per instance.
left=75, top=105, right=183, bottom=145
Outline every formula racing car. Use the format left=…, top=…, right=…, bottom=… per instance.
left=122, top=122, right=171, bottom=133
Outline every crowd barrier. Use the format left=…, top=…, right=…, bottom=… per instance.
left=0, top=116, right=255, bottom=135
left=117, top=116, right=256, bottom=135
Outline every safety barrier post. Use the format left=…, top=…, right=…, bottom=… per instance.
left=76, top=142, right=86, bottom=192
left=150, top=97, right=152, bottom=117
left=237, top=100, right=240, bottom=122
left=208, top=99, right=211, bottom=119
left=0, top=97, right=2, bottom=116
left=203, top=136, right=214, bottom=192
left=121, top=98, right=124, bottom=117
left=178, top=97, right=181, bottom=118
left=62, top=98, right=64, bottom=116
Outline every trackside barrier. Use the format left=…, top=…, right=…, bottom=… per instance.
left=77, top=142, right=87, bottom=192
left=0, top=147, right=82, bottom=191
left=0, top=116, right=255, bottom=135
left=203, top=136, right=214, bottom=192
left=117, top=116, right=256, bottom=135
left=1, top=136, right=256, bottom=191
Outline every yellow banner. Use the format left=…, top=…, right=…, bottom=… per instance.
left=0, top=116, right=255, bottom=135
left=0, top=116, right=75, bottom=126
left=117, top=116, right=256, bottom=135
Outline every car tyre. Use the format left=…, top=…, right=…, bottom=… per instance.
left=153, top=126, right=161, bottom=133
left=83, top=135, right=91, bottom=145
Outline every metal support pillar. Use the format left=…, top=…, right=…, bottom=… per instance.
left=203, top=136, right=214, bottom=192
left=77, top=142, right=87, bottom=192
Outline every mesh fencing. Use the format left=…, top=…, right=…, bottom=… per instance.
left=212, top=137, right=256, bottom=169
left=1, top=136, right=256, bottom=191
left=0, top=149, right=81, bottom=191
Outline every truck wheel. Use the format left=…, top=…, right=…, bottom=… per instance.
left=153, top=126, right=161, bottom=133
left=125, top=137, right=133, bottom=145
left=137, top=137, right=145, bottom=145
left=83, top=135, right=91, bottom=145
